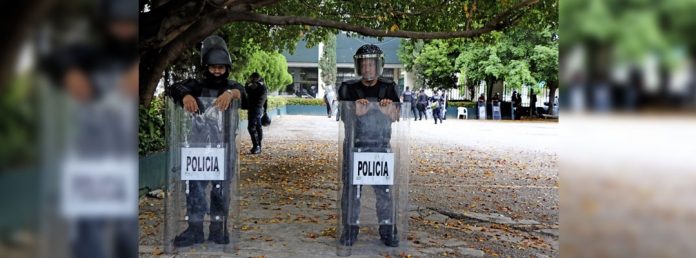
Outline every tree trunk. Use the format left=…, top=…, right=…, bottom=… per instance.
left=139, top=13, right=227, bottom=107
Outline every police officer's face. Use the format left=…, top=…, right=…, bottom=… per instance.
left=208, top=65, right=226, bottom=77
left=360, top=59, right=377, bottom=80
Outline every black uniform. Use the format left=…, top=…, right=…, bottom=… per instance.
left=430, top=94, right=444, bottom=124
left=337, top=77, right=400, bottom=247
left=530, top=92, right=538, bottom=117
left=416, top=92, right=429, bottom=120
left=512, top=92, right=521, bottom=120
left=244, top=79, right=268, bottom=152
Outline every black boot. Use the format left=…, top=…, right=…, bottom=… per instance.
left=339, top=225, right=360, bottom=246
left=250, top=134, right=261, bottom=154
left=379, top=225, right=399, bottom=247
left=208, top=222, right=229, bottom=244
left=173, top=222, right=204, bottom=247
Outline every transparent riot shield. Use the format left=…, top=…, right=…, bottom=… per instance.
left=39, top=82, right=138, bottom=258
left=492, top=103, right=502, bottom=120
left=164, top=97, right=241, bottom=254
left=478, top=102, right=487, bottom=120
left=337, top=101, right=410, bottom=257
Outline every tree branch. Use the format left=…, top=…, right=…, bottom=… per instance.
left=140, top=13, right=225, bottom=106
left=248, top=0, right=283, bottom=9
left=225, top=0, right=539, bottom=40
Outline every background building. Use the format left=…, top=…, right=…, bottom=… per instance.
left=282, top=32, right=405, bottom=98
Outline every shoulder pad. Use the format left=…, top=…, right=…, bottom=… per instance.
left=378, top=77, right=395, bottom=85
left=337, top=81, right=354, bottom=100
left=228, top=80, right=242, bottom=87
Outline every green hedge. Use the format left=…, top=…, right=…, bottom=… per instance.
left=447, top=101, right=476, bottom=108
left=139, top=95, right=166, bottom=156
left=266, top=96, right=287, bottom=109
left=284, top=97, right=325, bottom=106
left=239, top=95, right=286, bottom=119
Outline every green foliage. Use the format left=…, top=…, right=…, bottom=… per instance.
left=397, top=39, right=427, bottom=89
left=143, top=0, right=559, bottom=107
left=0, top=75, right=36, bottom=169
left=284, top=97, right=325, bottom=106
left=266, top=96, right=287, bottom=110
left=531, top=43, right=559, bottom=85
left=319, top=33, right=337, bottom=90
left=139, top=94, right=166, bottom=155
left=560, top=0, right=696, bottom=67
left=447, top=101, right=476, bottom=108
left=229, top=50, right=293, bottom=93
left=401, top=26, right=559, bottom=92
left=413, top=40, right=460, bottom=89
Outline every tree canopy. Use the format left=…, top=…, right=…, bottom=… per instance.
left=139, top=0, right=558, bottom=106
left=560, top=0, right=696, bottom=69
left=399, top=26, right=558, bottom=99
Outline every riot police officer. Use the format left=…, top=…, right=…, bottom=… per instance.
left=167, top=35, right=245, bottom=247
left=401, top=86, right=417, bottom=120
left=245, top=72, right=268, bottom=154
left=337, top=44, right=400, bottom=247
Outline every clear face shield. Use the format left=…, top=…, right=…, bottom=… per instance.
left=354, top=55, right=384, bottom=81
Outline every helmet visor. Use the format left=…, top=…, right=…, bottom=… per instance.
left=353, top=54, right=383, bottom=81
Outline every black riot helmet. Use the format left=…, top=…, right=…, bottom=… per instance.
left=201, top=35, right=232, bottom=68
left=353, top=44, right=384, bottom=81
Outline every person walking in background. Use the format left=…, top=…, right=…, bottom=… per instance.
left=324, top=86, right=336, bottom=118
left=245, top=72, right=268, bottom=154
left=401, top=86, right=417, bottom=121
left=430, top=92, right=444, bottom=124
left=416, top=89, right=428, bottom=120
left=530, top=89, right=537, bottom=118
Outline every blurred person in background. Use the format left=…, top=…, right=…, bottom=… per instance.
left=416, top=89, right=428, bottom=120
left=430, top=89, right=444, bottom=124
left=38, top=0, right=139, bottom=257
left=529, top=89, right=537, bottom=118
left=511, top=90, right=521, bottom=120
left=401, top=86, right=417, bottom=120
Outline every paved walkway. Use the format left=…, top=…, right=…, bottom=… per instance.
left=139, top=115, right=559, bottom=257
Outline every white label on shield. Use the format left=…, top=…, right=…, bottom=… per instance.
left=181, top=147, right=225, bottom=181
left=61, top=157, right=137, bottom=219
left=353, top=152, right=395, bottom=185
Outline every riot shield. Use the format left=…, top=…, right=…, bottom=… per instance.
left=164, top=97, right=241, bottom=254
left=337, top=101, right=410, bottom=256
left=478, top=102, right=487, bottom=120
left=492, top=103, right=502, bottom=120
left=39, top=84, right=138, bottom=258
